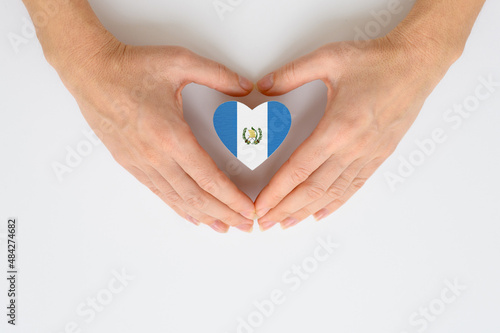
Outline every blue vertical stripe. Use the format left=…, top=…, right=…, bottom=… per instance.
left=267, top=101, right=291, bottom=157
left=213, top=101, right=238, bottom=157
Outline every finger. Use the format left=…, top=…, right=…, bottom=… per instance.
left=283, top=161, right=369, bottom=227
left=174, top=130, right=256, bottom=220
left=182, top=50, right=254, bottom=96
left=142, top=166, right=212, bottom=224
left=256, top=47, right=331, bottom=96
left=278, top=159, right=366, bottom=230
left=144, top=166, right=234, bottom=233
left=155, top=160, right=254, bottom=227
left=313, top=179, right=366, bottom=221
left=254, top=98, right=372, bottom=220
left=254, top=128, right=332, bottom=218
left=150, top=167, right=247, bottom=233
left=257, top=156, right=350, bottom=230
left=312, top=161, right=382, bottom=221
left=125, top=165, right=196, bottom=225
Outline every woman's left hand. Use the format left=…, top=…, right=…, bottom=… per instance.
left=255, top=31, right=458, bottom=231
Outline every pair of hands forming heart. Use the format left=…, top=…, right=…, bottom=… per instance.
left=39, top=0, right=474, bottom=234
left=55, top=35, right=449, bottom=234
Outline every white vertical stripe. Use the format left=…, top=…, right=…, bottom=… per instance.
left=236, top=102, right=268, bottom=170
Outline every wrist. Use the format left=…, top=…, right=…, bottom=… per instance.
left=385, top=0, right=484, bottom=73
left=46, top=27, right=122, bottom=78
left=387, top=23, right=463, bottom=71
left=378, top=20, right=463, bottom=93
left=30, top=1, right=121, bottom=79
left=41, top=22, right=117, bottom=68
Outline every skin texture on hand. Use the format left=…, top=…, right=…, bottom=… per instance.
left=22, top=0, right=256, bottom=233
left=254, top=37, right=442, bottom=230
left=255, top=0, right=486, bottom=231
left=65, top=42, right=256, bottom=233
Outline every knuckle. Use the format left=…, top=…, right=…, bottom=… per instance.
left=352, top=177, right=367, bottom=190
left=344, top=116, right=367, bottom=132
left=185, top=193, right=207, bottom=210
left=216, top=63, right=230, bottom=84
left=269, top=192, right=285, bottom=204
left=139, top=129, right=182, bottom=164
left=198, top=175, right=218, bottom=194
left=148, top=186, right=161, bottom=196
left=201, top=170, right=227, bottom=194
left=304, top=182, right=327, bottom=200
left=300, top=206, right=313, bottom=217
left=220, top=213, right=237, bottom=225
left=280, top=206, right=295, bottom=216
left=149, top=125, right=175, bottom=150
left=225, top=197, right=239, bottom=210
left=334, top=197, right=346, bottom=206
left=335, top=114, right=371, bottom=140
left=315, top=46, right=333, bottom=62
left=340, top=168, right=358, bottom=182
left=141, top=147, right=161, bottom=166
left=164, top=190, right=181, bottom=205
left=291, top=167, right=311, bottom=185
left=333, top=42, right=358, bottom=60
left=170, top=46, right=193, bottom=66
left=323, top=136, right=339, bottom=154
left=273, top=209, right=293, bottom=220
left=327, top=185, right=345, bottom=199
left=283, top=61, right=297, bottom=83
left=356, top=133, right=375, bottom=151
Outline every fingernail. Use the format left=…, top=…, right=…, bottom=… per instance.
left=241, top=210, right=256, bottom=220
left=256, top=207, right=270, bottom=218
left=314, top=209, right=329, bottom=221
left=259, top=221, right=277, bottom=231
left=281, top=217, right=299, bottom=230
left=210, top=220, right=229, bottom=233
left=186, top=215, right=200, bottom=226
left=257, top=73, right=274, bottom=91
left=235, top=223, right=254, bottom=233
left=239, top=76, right=254, bottom=91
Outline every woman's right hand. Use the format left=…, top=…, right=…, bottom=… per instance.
left=49, top=30, right=256, bottom=233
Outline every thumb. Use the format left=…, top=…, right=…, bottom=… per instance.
left=182, top=51, right=254, bottom=97
left=257, top=48, right=330, bottom=96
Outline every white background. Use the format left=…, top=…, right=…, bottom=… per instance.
left=1, top=0, right=499, bottom=332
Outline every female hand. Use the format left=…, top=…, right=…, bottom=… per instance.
left=255, top=30, right=460, bottom=231
left=50, top=31, right=256, bottom=233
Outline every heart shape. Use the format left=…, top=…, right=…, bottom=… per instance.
left=213, top=101, right=292, bottom=170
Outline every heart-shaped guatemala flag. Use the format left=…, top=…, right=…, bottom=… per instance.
left=213, top=101, right=292, bottom=170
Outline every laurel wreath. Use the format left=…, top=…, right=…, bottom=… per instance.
left=242, top=127, right=263, bottom=145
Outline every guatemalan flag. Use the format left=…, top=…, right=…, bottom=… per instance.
left=213, top=101, right=292, bottom=170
